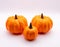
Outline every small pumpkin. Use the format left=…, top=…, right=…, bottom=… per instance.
left=23, top=23, right=38, bottom=41
left=6, top=14, right=28, bottom=34
left=31, top=13, right=53, bottom=34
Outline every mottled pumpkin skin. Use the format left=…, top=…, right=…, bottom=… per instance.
left=6, top=15, right=28, bottom=34
left=23, top=26, right=38, bottom=41
left=31, top=15, right=53, bottom=34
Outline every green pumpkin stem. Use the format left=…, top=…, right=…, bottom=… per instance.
left=15, top=14, right=17, bottom=19
left=41, top=13, right=44, bottom=19
left=29, top=23, right=32, bottom=29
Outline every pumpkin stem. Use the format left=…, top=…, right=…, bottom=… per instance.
left=41, top=13, right=44, bottom=19
left=29, top=23, right=32, bottom=29
left=15, top=14, right=17, bottom=19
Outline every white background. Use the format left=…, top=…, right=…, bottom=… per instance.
left=0, top=0, right=60, bottom=47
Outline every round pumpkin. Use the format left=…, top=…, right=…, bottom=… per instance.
left=31, top=13, right=53, bottom=34
left=6, top=14, right=28, bottom=34
left=23, top=23, right=38, bottom=41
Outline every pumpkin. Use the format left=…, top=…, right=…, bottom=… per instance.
left=6, top=14, right=28, bottom=35
left=31, top=13, right=53, bottom=34
left=23, top=23, right=38, bottom=41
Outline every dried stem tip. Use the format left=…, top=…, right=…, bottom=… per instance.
left=41, top=13, right=44, bottom=19
left=29, top=23, right=32, bottom=29
left=15, top=14, right=17, bottom=19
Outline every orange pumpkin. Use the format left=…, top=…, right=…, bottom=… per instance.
left=23, top=23, right=38, bottom=41
left=6, top=14, right=28, bottom=34
left=31, top=13, right=53, bottom=34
